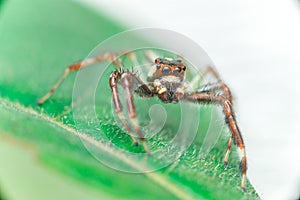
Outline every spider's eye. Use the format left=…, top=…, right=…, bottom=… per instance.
left=174, top=67, right=181, bottom=73
left=162, top=67, right=171, bottom=74
left=156, top=64, right=161, bottom=70
left=182, top=65, right=186, bottom=71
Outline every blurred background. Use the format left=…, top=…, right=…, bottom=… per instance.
left=79, top=0, right=300, bottom=199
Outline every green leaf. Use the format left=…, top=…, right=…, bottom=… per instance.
left=0, top=0, right=260, bottom=199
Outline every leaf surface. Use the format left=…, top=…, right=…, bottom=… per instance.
left=0, top=0, right=260, bottom=199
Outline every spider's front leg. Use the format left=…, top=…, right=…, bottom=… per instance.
left=184, top=92, right=247, bottom=190
left=109, top=71, right=140, bottom=145
left=110, top=71, right=153, bottom=154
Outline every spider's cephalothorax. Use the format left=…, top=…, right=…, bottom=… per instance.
left=147, top=58, right=187, bottom=103
left=37, top=51, right=248, bottom=190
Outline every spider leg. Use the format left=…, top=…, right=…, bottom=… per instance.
left=184, top=92, right=247, bottom=190
left=223, top=137, right=233, bottom=165
left=198, top=67, right=236, bottom=165
left=121, top=52, right=154, bottom=98
left=189, top=66, right=233, bottom=102
left=195, top=82, right=233, bottom=114
left=122, top=51, right=148, bottom=81
left=37, top=52, right=122, bottom=105
left=202, top=66, right=233, bottom=102
left=109, top=71, right=139, bottom=145
left=121, top=72, right=153, bottom=155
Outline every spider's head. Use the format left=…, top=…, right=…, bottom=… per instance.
left=147, top=58, right=187, bottom=103
left=147, top=57, right=186, bottom=82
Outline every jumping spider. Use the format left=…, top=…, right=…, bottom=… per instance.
left=37, top=51, right=247, bottom=190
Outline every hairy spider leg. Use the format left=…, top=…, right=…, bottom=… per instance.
left=189, top=66, right=235, bottom=165
left=200, top=67, right=235, bottom=166
left=108, top=54, right=154, bottom=150
left=109, top=71, right=140, bottom=145
left=111, top=71, right=154, bottom=155
left=190, top=66, right=233, bottom=102
left=223, top=137, right=233, bottom=165
left=122, top=51, right=147, bottom=81
left=37, top=52, right=122, bottom=105
left=184, top=92, right=247, bottom=190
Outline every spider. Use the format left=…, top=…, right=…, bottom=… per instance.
left=37, top=51, right=247, bottom=190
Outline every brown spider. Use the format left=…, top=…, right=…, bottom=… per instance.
left=37, top=51, right=247, bottom=190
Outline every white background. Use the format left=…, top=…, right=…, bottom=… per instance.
left=79, top=1, right=300, bottom=199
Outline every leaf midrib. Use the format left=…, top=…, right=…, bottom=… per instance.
left=0, top=97, right=201, bottom=200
